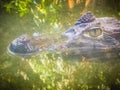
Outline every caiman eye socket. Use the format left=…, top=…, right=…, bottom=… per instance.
left=83, top=27, right=103, bottom=38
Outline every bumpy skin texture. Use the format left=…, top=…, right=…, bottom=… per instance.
left=62, top=12, right=120, bottom=51
left=8, top=12, right=120, bottom=56
left=8, top=34, right=40, bottom=55
left=8, top=33, right=54, bottom=55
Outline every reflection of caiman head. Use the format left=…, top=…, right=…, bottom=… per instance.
left=62, top=12, right=120, bottom=52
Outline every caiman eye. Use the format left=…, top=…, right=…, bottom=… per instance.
left=83, top=27, right=103, bottom=38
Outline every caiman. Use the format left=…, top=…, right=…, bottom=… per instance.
left=8, top=12, right=120, bottom=58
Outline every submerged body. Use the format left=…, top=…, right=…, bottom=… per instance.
left=8, top=12, right=120, bottom=58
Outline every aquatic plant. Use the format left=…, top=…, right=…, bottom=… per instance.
left=21, top=52, right=120, bottom=90
left=0, top=51, right=120, bottom=90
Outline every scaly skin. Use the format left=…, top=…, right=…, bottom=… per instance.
left=62, top=12, right=120, bottom=51
left=8, top=12, right=120, bottom=57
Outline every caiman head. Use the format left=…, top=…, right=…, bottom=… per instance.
left=62, top=12, right=120, bottom=53
left=8, top=11, right=120, bottom=58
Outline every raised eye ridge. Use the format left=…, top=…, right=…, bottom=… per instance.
left=65, top=29, right=76, bottom=34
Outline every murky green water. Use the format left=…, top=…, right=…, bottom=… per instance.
left=0, top=1, right=120, bottom=89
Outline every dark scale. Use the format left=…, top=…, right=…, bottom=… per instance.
left=74, top=12, right=95, bottom=25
